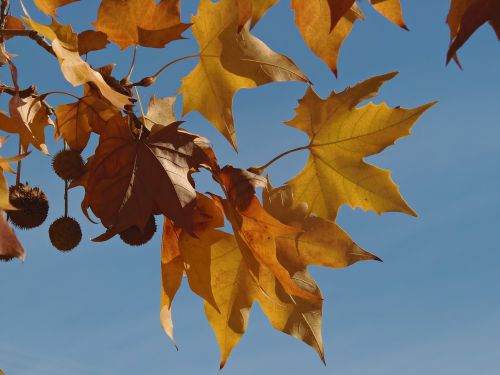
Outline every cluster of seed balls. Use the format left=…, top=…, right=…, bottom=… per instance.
left=5, top=150, right=157, bottom=254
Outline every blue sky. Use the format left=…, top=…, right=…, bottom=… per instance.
left=1, top=0, right=500, bottom=374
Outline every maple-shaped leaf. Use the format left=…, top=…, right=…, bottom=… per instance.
left=94, top=0, right=190, bottom=50
left=22, top=17, right=132, bottom=109
left=33, top=0, right=79, bottom=16
left=286, top=72, right=435, bottom=220
left=446, top=0, right=500, bottom=64
left=215, top=166, right=319, bottom=302
left=237, top=0, right=279, bottom=30
left=179, top=0, right=308, bottom=149
left=77, top=115, right=211, bottom=240
left=0, top=95, right=53, bottom=154
left=291, top=0, right=364, bottom=76
left=77, top=30, right=109, bottom=55
left=54, top=85, right=119, bottom=152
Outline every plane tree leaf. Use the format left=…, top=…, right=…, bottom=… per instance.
left=94, top=0, right=190, bottom=49
left=179, top=0, right=308, bottom=149
left=286, top=72, right=436, bottom=220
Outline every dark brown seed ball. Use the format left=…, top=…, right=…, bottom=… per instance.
left=49, top=216, right=82, bottom=252
left=119, top=215, right=157, bottom=246
left=52, top=150, right=85, bottom=181
left=6, top=183, right=49, bottom=229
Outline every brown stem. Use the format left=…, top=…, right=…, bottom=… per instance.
left=15, top=137, right=21, bottom=186
left=127, top=54, right=200, bottom=88
left=124, top=46, right=137, bottom=83
left=0, top=0, right=10, bottom=43
left=0, top=29, right=56, bottom=56
left=63, top=141, right=68, bottom=217
left=248, top=145, right=310, bottom=175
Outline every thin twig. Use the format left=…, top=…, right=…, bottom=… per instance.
left=127, top=54, right=200, bottom=88
left=15, top=137, right=21, bottom=186
left=133, top=86, right=146, bottom=139
left=63, top=141, right=68, bottom=217
left=0, top=29, right=55, bottom=56
left=124, top=46, right=137, bottom=83
left=249, top=145, right=310, bottom=174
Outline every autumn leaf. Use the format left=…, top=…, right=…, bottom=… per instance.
left=94, top=0, right=190, bottom=50
left=286, top=72, right=435, bottom=220
left=78, top=115, right=211, bottom=240
left=237, top=0, right=279, bottom=30
left=0, top=95, right=53, bottom=154
left=77, top=30, right=109, bottom=55
left=54, top=85, right=119, bottom=152
left=369, top=0, right=407, bottom=30
left=0, top=136, right=28, bottom=210
left=0, top=213, right=25, bottom=262
left=144, top=96, right=177, bottom=134
left=33, top=0, right=79, bottom=16
left=3, top=16, right=26, bottom=40
left=180, top=0, right=308, bottom=149
left=291, top=0, right=364, bottom=76
left=22, top=17, right=132, bottom=109
left=446, top=0, right=500, bottom=64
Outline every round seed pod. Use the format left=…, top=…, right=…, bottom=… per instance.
left=52, top=150, right=85, bottom=181
left=49, top=216, right=82, bottom=251
left=7, top=183, right=49, bottom=229
left=119, top=215, right=157, bottom=246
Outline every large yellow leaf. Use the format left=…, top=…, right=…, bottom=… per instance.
left=33, top=0, right=79, bottom=16
left=180, top=0, right=308, bottom=149
left=94, top=0, right=190, bottom=49
left=291, top=0, right=363, bottom=76
left=286, top=72, right=436, bottom=220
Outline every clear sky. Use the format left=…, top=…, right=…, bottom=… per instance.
left=1, top=1, right=499, bottom=374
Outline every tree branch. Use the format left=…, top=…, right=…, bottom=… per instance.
left=0, top=29, right=55, bottom=56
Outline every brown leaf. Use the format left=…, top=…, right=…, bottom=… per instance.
left=54, top=86, right=118, bottom=152
left=327, top=0, right=355, bottom=31
left=94, top=0, right=190, bottom=49
left=446, top=0, right=500, bottom=64
left=0, top=213, right=25, bottom=262
left=77, top=30, right=109, bottom=55
left=81, top=116, right=211, bottom=240
left=3, top=16, right=26, bottom=40
left=144, top=96, right=177, bottom=134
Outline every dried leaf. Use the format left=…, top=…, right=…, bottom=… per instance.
left=0, top=213, right=25, bottom=262
left=33, top=0, right=79, bottom=16
left=144, top=96, right=177, bottom=134
left=446, top=0, right=500, bottom=64
left=77, top=30, right=109, bottom=55
left=369, top=0, right=407, bottom=30
left=286, top=72, right=436, bottom=220
left=180, top=0, right=308, bottom=149
left=291, top=0, right=363, bottom=76
left=94, top=0, right=190, bottom=49
left=237, top=0, right=279, bottom=30
left=3, top=16, right=26, bottom=40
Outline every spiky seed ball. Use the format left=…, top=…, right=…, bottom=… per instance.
left=7, top=183, right=49, bottom=229
left=119, top=215, right=157, bottom=246
left=49, top=216, right=82, bottom=251
left=52, top=149, right=85, bottom=181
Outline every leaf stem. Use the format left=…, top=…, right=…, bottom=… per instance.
left=127, top=54, right=200, bottom=88
left=15, top=137, right=21, bottom=186
left=249, top=145, right=310, bottom=174
left=63, top=141, right=68, bottom=217
left=124, top=46, right=137, bottom=83
left=133, top=86, right=146, bottom=139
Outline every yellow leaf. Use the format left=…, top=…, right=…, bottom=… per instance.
left=286, top=72, right=436, bottom=220
left=180, top=0, right=308, bottom=149
left=291, top=0, right=363, bottom=76
left=94, top=0, right=190, bottom=49
left=263, top=184, right=380, bottom=268
left=237, top=0, right=279, bottom=30
left=33, top=0, right=79, bottom=16
left=369, top=0, right=407, bottom=29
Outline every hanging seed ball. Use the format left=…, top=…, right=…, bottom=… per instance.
left=49, top=216, right=82, bottom=252
left=119, top=215, right=157, bottom=246
left=52, top=149, right=85, bottom=181
left=7, top=183, right=49, bottom=229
